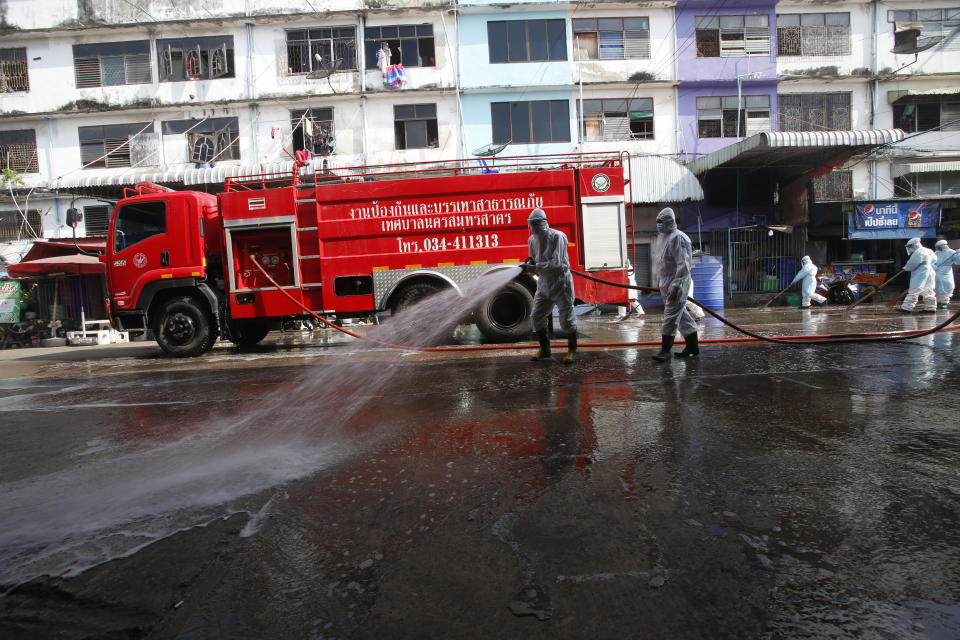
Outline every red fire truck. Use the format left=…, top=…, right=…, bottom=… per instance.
left=101, top=153, right=632, bottom=356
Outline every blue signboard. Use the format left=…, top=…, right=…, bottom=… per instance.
left=847, top=201, right=939, bottom=239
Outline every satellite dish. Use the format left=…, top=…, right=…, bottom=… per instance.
left=307, top=57, right=343, bottom=79
left=471, top=140, right=510, bottom=157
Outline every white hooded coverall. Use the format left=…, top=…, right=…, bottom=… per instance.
left=656, top=211, right=698, bottom=338
left=529, top=222, right=577, bottom=334
left=902, top=244, right=936, bottom=312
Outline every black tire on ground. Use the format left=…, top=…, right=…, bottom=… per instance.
left=154, top=295, right=214, bottom=357
left=832, top=287, right=856, bottom=306
left=230, top=320, right=270, bottom=347
left=475, top=281, right=534, bottom=342
left=391, top=282, right=442, bottom=314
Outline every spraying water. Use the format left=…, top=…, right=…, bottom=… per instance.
left=0, top=267, right=523, bottom=589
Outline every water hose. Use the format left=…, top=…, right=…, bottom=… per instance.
left=250, top=260, right=959, bottom=352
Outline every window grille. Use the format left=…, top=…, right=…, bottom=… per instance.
left=0, top=48, right=29, bottom=92
left=778, top=93, right=851, bottom=131
left=811, top=170, right=852, bottom=202
left=0, top=129, right=38, bottom=173
left=286, top=27, right=357, bottom=74
left=777, top=13, right=851, bottom=56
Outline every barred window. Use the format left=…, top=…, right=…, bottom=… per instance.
left=0, top=209, right=41, bottom=242
left=889, top=8, right=960, bottom=53
left=365, top=25, right=434, bottom=68
left=286, top=27, right=356, bottom=74
left=488, top=20, right=567, bottom=63
left=290, top=108, right=335, bottom=156
left=79, top=123, right=154, bottom=169
left=157, top=36, right=234, bottom=82
left=697, top=95, right=770, bottom=138
left=0, top=129, right=39, bottom=173
left=777, top=13, right=851, bottom=56
left=811, top=170, right=852, bottom=202
left=162, top=117, right=239, bottom=163
left=696, top=14, right=770, bottom=57
left=0, top=48, right=29, bottom=92
left=74, top=41, right=151, bottom=88
left=573, top=17, right=650, bottom=60
left=579, top=98, right=654, bottom=141
left=492, top=100, right=570, bottom=144
left=778, top=93, right=851, bottom=131
left=394, top=104, right=438, bottom=149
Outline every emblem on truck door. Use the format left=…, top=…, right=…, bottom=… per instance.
left=133, top=253, right=147, bottom=268
left=592, top=173, right=611, bottom=193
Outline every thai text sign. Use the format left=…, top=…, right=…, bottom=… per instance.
left=853, top=201, right=938, bottom=231
left=0, top=281, right=21, bottom=323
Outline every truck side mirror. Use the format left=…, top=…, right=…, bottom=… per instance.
left=66, top=207, right=83, bottom=228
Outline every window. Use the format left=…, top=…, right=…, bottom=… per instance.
left=83, top=205, right=111, bottom=236
left=365, top=25, right=434, bottom=68
left=895, top=171, right=960, bottom=197
left=157, top=36, right=234, bottom=82
left=695, top=14, right=770, bottom=57
left=394, top=104, right=438, bottom=149
left=0, top=48, right=29, bottom=92
left=114, top=201, right=166, bottom=252
left=573, top=17, right=650, bottom=59
left=696, top=95, right=770, bottom=138
left=0, top=129, right=38, bottom=173
left=579, top=98, right=653, bottom=141
left=291, top=108, right=335, bottom=156
left=888, top=8, right=960, bottom=53
left=491, top=100, right=570, bottom=144
left=74, top=41, right=151, bottom=88
left=487, top=20, right=567, bottom=63
left=778, top=93, right=851, bottom=131
left=811, top=170, right=852, bottom=201
left=162, top=117, right=239, bottom=163
left=893, top=100, right=960, bottom=132
left=286, top=28, right=356, bottom=74
left=78, top=123, right=153, bottom=169
left=777, top=13, right=851, bottom=56
left=0, top=209, right=41, bottom=242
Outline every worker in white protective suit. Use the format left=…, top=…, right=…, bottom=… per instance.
left=933, top=239, right=959, bottom=309
left=788, top=256, right=826, bottom=308
left=521, top=208, right=577, bottom=363
left=900, top=237, right=937, bottom=313
left=652, top=208, right=698, bottom=362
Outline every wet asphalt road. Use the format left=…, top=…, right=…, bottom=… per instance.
left=0, top=307, right=959, bottom=639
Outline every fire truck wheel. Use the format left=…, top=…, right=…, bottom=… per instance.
left=154, top=296, right=214, bottom=357
left=391, top=282, right=442, bottom=314
left=475, top=281, right=534, bottom=343
left=230, top=320, right=270, bottom=347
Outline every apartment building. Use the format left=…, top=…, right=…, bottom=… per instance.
left=0, top=0, right=956, bottom=297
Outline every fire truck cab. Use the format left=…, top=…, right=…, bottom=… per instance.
left=103, top=154, right=632, bottom=356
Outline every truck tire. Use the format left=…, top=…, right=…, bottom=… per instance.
left=475, top=281, right=534, bottom=342
left=230, top=320, right=270, bottom=347
left=154, top=296, right=214, bottom=357
left=391, top=282, right=442, bottom=314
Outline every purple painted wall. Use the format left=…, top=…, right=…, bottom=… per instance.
left=675, top=0, right=779, bottom=160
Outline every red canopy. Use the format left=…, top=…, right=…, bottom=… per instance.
left=19, top=238, right=107, bottom=262
left=7, top=253, right=105, bottom=278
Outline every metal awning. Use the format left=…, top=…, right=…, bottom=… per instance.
left=888, top=86, right=960, bottom=103
left=686, top=129, right=905, bottom=180
left=628, top=155, right=703, bottom=203
left=41, top=160, right=299, bottom=190
left=891, top=160, right=960, bottom=177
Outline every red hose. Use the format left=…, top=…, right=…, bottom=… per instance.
left=251, top=260, right=959, bottom=352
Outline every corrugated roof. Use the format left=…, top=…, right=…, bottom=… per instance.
left=891, top=160, right=960, bottom=177
left=42, top=161, right=298, bottom=189
left=888, top=86, right=960, bottom=103
left=628, top=155, right=704, bottom=203
left=686, top=129, right=905, bottom=177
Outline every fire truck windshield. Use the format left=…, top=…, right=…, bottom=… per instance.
left=114, top=201, right=167, bottom=252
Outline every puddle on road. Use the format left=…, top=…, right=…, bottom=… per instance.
left=0, top=268, right=521, bottom=590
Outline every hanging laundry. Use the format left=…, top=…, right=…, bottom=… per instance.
left=376, top=43, right=390, bottom=74
left=385, top=64, right=406, bottom=88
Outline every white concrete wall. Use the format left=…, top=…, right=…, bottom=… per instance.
left=572, top=6, right=676, bottom=84
left=577, top=85, right=678, bottom=157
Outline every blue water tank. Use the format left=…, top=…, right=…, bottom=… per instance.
left=691, top=255, right=724, bottom=312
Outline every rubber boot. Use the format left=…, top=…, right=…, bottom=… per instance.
left=675, top=332, right=699, bottom=358
left=651, top=335, right=674, bottom=362
left=562, top=333, right=577, bottom=364
left=530, top=330, right=551, bottom=361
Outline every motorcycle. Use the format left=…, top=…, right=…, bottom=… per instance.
left=815, top=275, right=863, bottom=305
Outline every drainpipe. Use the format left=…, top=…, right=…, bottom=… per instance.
left=871, top=0, right=879, bottom=199
left=359, top=16, right=368, bottom=165
left=44, top=117, right=61, bottom=235
left=245, top=24, right=260, bottom=162
left=441, top=7, right=466, bottom=158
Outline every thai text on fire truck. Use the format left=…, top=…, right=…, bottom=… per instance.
left=348, top=194, right=543, bottom=220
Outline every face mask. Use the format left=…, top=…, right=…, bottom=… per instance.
left=656, top=223, right=665, bottom=234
